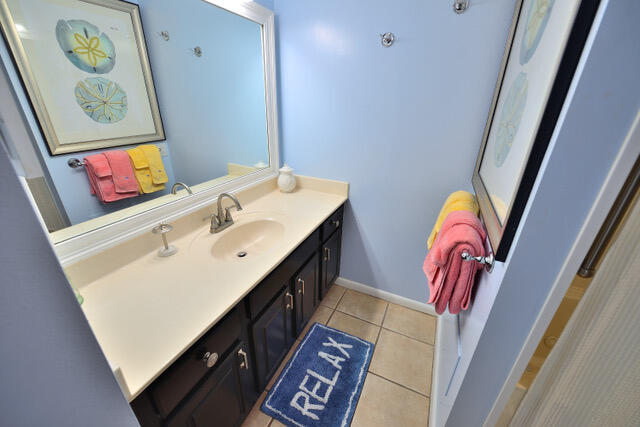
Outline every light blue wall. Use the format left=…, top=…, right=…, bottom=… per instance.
left=446, top=0, right=640, bottom=425
left=138, top=0, right=269, bottom=184
left=0, top=144, right=138, bottom=426
left=274, top=0, right=518, bottom=301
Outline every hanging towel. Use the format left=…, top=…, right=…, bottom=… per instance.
left=126, top=147, right=165, bottom=194
left=427, top=191, right=478, bottom=250
left=138, top=144, right=168, bottom=185
left=83, top=153, right=137, bottom=203
left=423, top=210, right=486, bottom=314
left=103, top=150, right=138, bottom=194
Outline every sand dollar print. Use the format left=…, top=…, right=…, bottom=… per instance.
left=494, top=72, right=528, bottom=168
left=56, top=19, right=116, bottom=74
left=520, top=0, right=555, bottom=65
left=74, top=77, right=127, bottom=123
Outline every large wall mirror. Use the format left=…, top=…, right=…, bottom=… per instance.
left=0, top=0, right=278, bottom=263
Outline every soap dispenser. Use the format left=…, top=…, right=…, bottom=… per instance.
left=277, top=164, right=296, bottom=193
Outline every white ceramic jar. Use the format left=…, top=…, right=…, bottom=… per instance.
left=277, top=164, right=296, bottom=193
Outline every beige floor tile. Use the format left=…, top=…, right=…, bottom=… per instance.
left=351, top=374, right=429, bottom=427
left=383, top=303, right=437, bottom=344
left=266, top=340, right=300, bottom=390
left=241, top=392, right=271, bottom=427
left=320, top=284, right=346, bottom=309
left=299, top=305, right=334, bottom=338
left=327, top=311, right=380, bottom=343
left=268, top=419, right=286, bottom=427
left=336, top=290, right=387, bottom=325
left=369, top=329, right=434, bottom=396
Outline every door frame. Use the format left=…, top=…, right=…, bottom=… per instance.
left=483, top=110, right=640, bottom=426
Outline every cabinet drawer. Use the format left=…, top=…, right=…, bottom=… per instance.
left=248, top=228, right=320, bottom=319
left=151, top=308, right=241, bottom=418
left=321, top=205, right=344, bottom=242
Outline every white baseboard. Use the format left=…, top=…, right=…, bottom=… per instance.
left=430, top=316, right=444, bottom=426
left=334, top=277, right=437, bottom=316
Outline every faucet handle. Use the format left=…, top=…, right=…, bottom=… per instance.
left=224, top=206, right=239, bottom=222
left=203, top=213, right=221, bottom=225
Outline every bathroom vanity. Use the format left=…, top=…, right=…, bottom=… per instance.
left=62, top=176, right=347, bottom=427
left=131, top=204, right=343, bottom=426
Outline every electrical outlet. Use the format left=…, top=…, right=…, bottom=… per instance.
left=157, top=144, right=168, bottom=157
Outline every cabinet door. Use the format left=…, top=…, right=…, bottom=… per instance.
left=321, top=230, right=341, bottom=298
left=294, top=253, right=319, bottom=336
left=251, top=286, right=294, bottom=389
left=165, top=342, right=253, bottom=427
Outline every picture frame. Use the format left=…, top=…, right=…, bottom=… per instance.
left=472, top=0, right=601, bottom=262
left=0, top=0, right=164, bottom=155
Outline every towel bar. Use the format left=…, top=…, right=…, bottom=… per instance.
left=461, top=252, right=494, bottom=273
left=67, top=158, right=86, bottom=168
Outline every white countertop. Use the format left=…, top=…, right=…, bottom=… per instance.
left=67, top=176, right=348, bottom=401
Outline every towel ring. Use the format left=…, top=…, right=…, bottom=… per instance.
left=462, top=252, right=494, bottom=273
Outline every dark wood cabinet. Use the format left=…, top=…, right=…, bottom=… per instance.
left=165, top=342, right=254, bottom=427
left=131, top=203, right=344, bottom=426
left=251, top=286, right=294, bottom=390
left=294, top=253, right=319, bottom=336
left=321, top=230, right=341, bottom=298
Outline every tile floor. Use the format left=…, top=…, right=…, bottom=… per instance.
left=242, top=285, right=437, bottom=427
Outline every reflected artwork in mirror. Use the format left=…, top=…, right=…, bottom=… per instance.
left=472, top=0, right=600, bottom=261
left=0, top=0, right=275, bottom=249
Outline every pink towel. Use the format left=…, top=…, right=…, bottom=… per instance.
left=84, top=153, right=137, bottom=203
left=423, top=210, right=486, bottom=314
left=103, top=150, right=138, bottom=194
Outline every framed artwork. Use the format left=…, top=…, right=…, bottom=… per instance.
left=0, top=0, right=164, bottom=155
left=472, top=0, right=601, bottom=261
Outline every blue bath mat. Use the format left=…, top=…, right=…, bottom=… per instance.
left=261, top=323, right=374, bottom=427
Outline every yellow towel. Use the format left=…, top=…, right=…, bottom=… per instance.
left=138, top=144, right=168, bottom=185
left=126, top=147, right=166, bottom=194
left=427, top=191, right=479, bottom=249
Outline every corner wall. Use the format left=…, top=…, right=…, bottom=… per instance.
left=445, top=0, right=640, bottom=425
left=274, top=0, right=517, bottom=301
left=0, top=144, right=138, bottom=425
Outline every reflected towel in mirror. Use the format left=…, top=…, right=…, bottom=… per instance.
left=83, top=153, right=138, bottom=203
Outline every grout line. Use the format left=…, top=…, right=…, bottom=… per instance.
left=366, top=372, right=431, bottom=399
left=379, top=326, right=436, bottom=346
left=325, top=307, right=337, bottom=325
left=333, top=286, right=347, bottom=308
left=333, top=307, right=386, bottom=327
left=374, top=304, right=389, bottom=346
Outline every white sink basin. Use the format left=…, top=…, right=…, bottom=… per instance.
left=191, top=212, right=286, bottom=261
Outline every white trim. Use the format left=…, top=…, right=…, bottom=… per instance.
left=334, top=277, right=437, bottom=317
left=483, top=110, right=640, bottom=427
left=430, top=315, right=445, bottom=425
left=53, top=1, right=280, bottom=266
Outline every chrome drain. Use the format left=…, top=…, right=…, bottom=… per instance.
left=236, top=251, right=247, bottom=258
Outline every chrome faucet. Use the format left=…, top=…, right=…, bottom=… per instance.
left=205, top=192, right=243, bottom=233
left=171, top=182, right=193, bottom=195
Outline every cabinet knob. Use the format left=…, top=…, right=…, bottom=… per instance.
left=332, top=220, right=340, bottom=227
left=202, top=351, right=219, bottom=368
left=297, top=278, right=305, bottom=295
left=238, top=348, right=249, bottom=370
left=285, top=292, right=294, bottom=310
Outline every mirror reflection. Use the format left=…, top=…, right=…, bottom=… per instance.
left=0, top=0, right=270, bottom=242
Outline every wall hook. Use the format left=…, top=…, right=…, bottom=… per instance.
left=159, top=30, right=170, bottom=41
left=380, top=32, right=395, bottom=47
left=192, top=46, right=203, bottom=57
left=453, top=0, right=469, bottom=14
